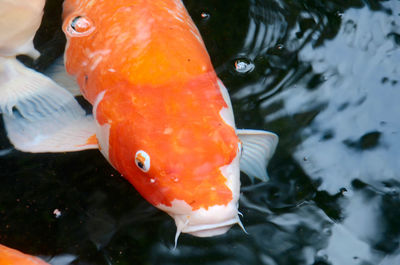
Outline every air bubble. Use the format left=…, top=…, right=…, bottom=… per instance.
left=53, top=209, right=62, bottom=218
left=234, top=58, right=255, bottom=74
left=200, top=12, right=210, bottom=20
left=276, top=44, right=284, bottom=50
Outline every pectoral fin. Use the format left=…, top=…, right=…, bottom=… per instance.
left=0, top=57, right=98, bottom=153
left=45, top=56, right=82, bottom=96
left=237, top=129, right=278, bottom=181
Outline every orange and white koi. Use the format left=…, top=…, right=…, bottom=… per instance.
left=0, top=0, right=278, bottom=241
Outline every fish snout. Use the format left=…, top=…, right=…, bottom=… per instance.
left=177, top=152, right=242, bottom=237
left=172, top=202, right=240, bottom=237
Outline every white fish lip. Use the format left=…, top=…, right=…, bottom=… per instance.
left=158, top=200, right=240, bottom=239
left=183, top=217, right=239, bottom=237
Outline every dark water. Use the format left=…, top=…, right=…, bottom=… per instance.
left=1, top=0, right=400, bottom=264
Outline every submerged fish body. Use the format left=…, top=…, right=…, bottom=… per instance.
left=0, top=0, right=45, bottom=58
left=0, top=0, right=278, bottom=239
left=0, top=244, right=49, bottom=265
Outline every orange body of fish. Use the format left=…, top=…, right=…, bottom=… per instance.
left=63, top=0, right=238, bottom=211
left=62, top=0, right=243, bottom=238
left=0, top=245, right=48, bottom=265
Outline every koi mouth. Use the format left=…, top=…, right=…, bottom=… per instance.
left=162, top=200, right=245, bottom=247
left=183, top=217, right=240, bottom=237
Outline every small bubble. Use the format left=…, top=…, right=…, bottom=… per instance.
left=234, top=58, right=255, bottom=74
left=200, top=12, right=210, bottom=20
left=173, top=177, right=179, bottom=183
left=53, top=209, right=62, bottom=218
left=276, top=44, right=284, bottom=50
left=150, top=178, right=156, bottom=183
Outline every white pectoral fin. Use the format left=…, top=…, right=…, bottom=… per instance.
left=45, top=56, right=82, bottom=96
left=16, top=37, right=40, bottom=59
left=4, top=114, right=98, bottom=153
left=237, top=129, right=279, bottom=181
left=0, top=57, right=98, bottom=153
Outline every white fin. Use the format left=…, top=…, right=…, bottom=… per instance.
left=45, top=56, right=81, bottom=96
left=0, top=57, right=97, bottom=152
left=237, top=129, right=278, bottom=181
left=14, top=37, right=40, bottom=59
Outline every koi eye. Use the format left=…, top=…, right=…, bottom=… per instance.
left=135, top=150, right=150, bottom=172
left=66, top=16, right=95, bottom=37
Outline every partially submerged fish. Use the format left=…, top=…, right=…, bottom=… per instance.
left=0, top=0, right=278, bottom=241
left=0, top=244, right=49, bottom=265
left=0, top=0, right=45, bottom=58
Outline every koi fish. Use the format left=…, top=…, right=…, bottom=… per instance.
left=0, top=0, right=278, bottom=241
left=0, top=244, right=49, bottom=265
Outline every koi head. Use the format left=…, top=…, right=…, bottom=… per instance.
left=91, top=78, right=243, bottom=238
left=137, top=136, right=242, bottom=239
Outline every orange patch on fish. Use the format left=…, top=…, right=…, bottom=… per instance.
left=0, top=245, right=49, bottom=265
left=85, top=134, right=98, bottom=145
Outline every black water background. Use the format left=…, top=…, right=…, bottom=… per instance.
left=1, top=0, right=400, bottom=264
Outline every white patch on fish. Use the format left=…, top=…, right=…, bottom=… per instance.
left=217, top=79, right=236, bottom=128
left=93, top=90, right=111, bottom=160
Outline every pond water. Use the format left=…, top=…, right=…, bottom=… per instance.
left=1, top=0, right=400, bottom=264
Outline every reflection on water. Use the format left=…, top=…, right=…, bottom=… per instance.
left=1, top=0, right=399, bottom=264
